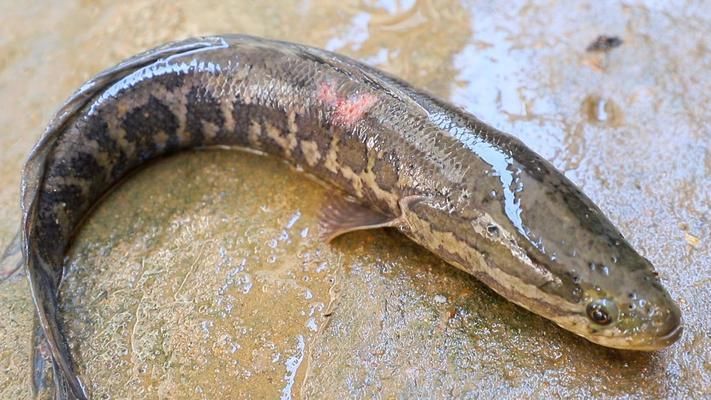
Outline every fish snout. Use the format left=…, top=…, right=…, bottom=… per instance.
left=649, top=300, right=683, bottom=348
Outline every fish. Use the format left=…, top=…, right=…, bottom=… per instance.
left=0, top=34, right=682, bottom=399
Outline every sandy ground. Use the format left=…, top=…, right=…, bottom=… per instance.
left=0, top=1, right=708, bottom=398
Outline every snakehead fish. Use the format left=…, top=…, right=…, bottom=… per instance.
left=0, top=35, right=682, bottom=399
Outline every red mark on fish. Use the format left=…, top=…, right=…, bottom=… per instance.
left=317, top=81, right=377, bottom=127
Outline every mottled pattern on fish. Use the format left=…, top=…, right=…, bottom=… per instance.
left=7, top=35, right=681, bottom=399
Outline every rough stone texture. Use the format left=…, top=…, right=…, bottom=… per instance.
left=0, top=1, right=708, bottom=399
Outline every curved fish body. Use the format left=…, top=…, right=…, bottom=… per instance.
left=7, top=35, right=681, bottom=398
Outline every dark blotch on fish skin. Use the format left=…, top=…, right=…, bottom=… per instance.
left=263, top=110, right=291, bottom=153
left=153, top=72, right=186, bottom=91
left=338, top=131, right=368, bottom=173
left=35, top=184, right=86, bottom=259
left=186, top=86, right=224, bottom=145
left=51, top=152, right=104, bottom=181
left=373, top=151, right=399, bottom=191
left=294, top=110, right=333, bottom=158
left=83, top=118, right=119, bottom=155
left=35, top=217, right=64, bottom=264
left=234, top=100, right=293, bottom=156
left=68, top=116, right=126, bottom=197
left=121, top=95, right=180, bottom=161
left=40, top=185, right=85, bottom=213
left=232, top=101, right=267, bottom=148
left=77, top=113, right=129, bottom=182
left=293, top=111, right=317, bottom=141
left=109, top=151, right=130, bottom=181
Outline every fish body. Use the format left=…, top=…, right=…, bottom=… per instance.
left=6, top=35, right=681, bottom=399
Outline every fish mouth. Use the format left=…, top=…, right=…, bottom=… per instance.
left=569, top=310, right=683, bottom=351
left=594, top=319, right=684, bottom=351
left=653, top=321, right=684, bottom=347
left=642, top=304, right=684, bottom=350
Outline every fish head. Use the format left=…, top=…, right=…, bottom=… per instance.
left=498, top=154, right=684, bottom=351
left=553, top=242, right=683, bottom=351
left=446, top=134, right=683, bottom=351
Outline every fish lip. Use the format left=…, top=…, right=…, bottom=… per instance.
left=582, top=318, right=684, bottom=351
left=655, top=320, right=683, bottom=345
left=648, top=304, right=684, bottom=348
left=622, top=318, right=684, bottom=351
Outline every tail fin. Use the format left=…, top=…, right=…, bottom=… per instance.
left=31, top=323, right=74, bottom=400
left=31, top=318, right=56, bottom=399
left=27, top=252, right=89, bottom=400
left=1, top=232, right=23, bottom=281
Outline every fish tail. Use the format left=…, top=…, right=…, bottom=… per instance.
left=27, top=254, right=89, bottom=400
left=31, top=317, right=57, bottom=399
left=0, top=231, right=23, bottom=281
left=20, top=37, right=231, bottom=400
left=30, top=323, right=74, bottom=400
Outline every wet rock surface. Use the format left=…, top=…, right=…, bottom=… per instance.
left=0, top=1, right=708, bottom=398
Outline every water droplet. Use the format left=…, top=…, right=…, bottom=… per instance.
left=600, top=265, right=610, bottom=276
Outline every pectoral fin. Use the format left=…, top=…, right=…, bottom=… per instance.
left=319, top=197, right=399, bottom=242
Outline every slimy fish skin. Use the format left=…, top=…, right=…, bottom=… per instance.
left=2, top=35, right=681, bottom=399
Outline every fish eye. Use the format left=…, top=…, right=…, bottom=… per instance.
left=586, top=299, right=617, bottom=325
